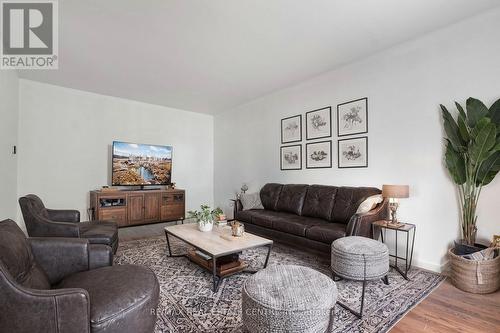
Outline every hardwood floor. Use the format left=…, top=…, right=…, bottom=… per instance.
left=392, top=279, right=500, bottom=333
left=118, top=223, right=500, bottom=332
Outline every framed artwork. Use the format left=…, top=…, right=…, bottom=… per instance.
left=338, top=136, right=368, bottom=168
left=306, top=140, right=332, bottom=169
left=337, top=97, right=368, bottom=137
left=280, top=145, right=302, bottom=170
left=306, top=106, right=331, bottom=140
left=281, top=115, right=302, bottom=144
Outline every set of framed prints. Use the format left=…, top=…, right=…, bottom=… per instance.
left=280, top=98, right=368, bottom=170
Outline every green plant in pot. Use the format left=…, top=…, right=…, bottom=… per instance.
left=187, top=204, right=223, bottom=232
left=441, top=97, right=500, bottom=255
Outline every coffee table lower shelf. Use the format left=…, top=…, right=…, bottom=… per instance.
left=186, top=249, right=248, bottom=277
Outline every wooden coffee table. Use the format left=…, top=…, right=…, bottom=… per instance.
left=164, top=223, right=273, bottom=292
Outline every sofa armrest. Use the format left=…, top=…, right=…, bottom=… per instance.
left=29, top=238, right=91, bottom=284
left=47, top=209, right=81, bottom=223
left=346, top=200, right=388, bottom=238
left=0, top=266, right=90, bottom=333
left=89, top=244, right=113, bottom=269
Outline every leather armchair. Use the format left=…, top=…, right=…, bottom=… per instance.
left=19, top=194, right=119, bottom=253
left=0, top=219, right=159, bottom=333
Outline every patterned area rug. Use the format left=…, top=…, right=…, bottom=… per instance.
left=115, top=235, right=444, bottom=333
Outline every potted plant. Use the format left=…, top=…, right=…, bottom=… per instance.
left=441, top=97, right=500, bottom=294
left=187, top=205, right=223, bottom=232
left=441, top=97, right=500, bottom=254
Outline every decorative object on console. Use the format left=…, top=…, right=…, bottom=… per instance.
left=337, top=97, right=368, bottom=137
left=241, top=183, right=249, bottom=194
left=240, top=192, right=264, bottom=210
left=306, top=106, right=332, bottom=140
left=306, top=140, right=332, bottom=169
left=382, top=184, right=409, bottom=226
left=187, top=204, right=223, bottom=232
left=280, top=144, right=302, bottom=170
left=281, top=114, right=302, bottom=143
left=441, top=97, right=500, bottom=256
left=338, top=136, right=368, bottom=168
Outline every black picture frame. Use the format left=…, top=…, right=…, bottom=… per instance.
left=305, top=106, right=332, bottom=140
left=280, top=144, right=302, bottom=170
left=306, top=140, right=332, bottom=169
left=281, top=114, right=302, bottom=144
left=338, top=136, right=368, bottom=168
left=337, top=97, right=368, bottom=137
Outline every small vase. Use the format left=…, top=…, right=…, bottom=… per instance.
left=198, top=220, right=213, bottom=232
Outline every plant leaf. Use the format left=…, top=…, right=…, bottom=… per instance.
left=470, top=117, right=490, bottom=139
left=488, top=97, right=500, bottom=126
left=455, top=101, right=466, bottom=119
left=470, top=123, right=497, bottom=165
left=457, top=114, right=470, bottom=142
left=441, top=104, right=465, bottom=151
left=476, top=151, right=500, bottom=186
left=445, top=141, right=466, bottom=185
left=466, top=97, right=489, bottom=127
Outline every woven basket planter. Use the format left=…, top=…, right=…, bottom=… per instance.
left=448, top=248, right=500, bottom=294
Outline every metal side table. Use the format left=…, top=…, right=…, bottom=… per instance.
left=372, top=220, right=416, bottom=280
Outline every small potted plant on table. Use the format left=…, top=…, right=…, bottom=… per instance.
left=188, top=205, right=224, bottom=232
left=441, top=97, right=500, bottom=293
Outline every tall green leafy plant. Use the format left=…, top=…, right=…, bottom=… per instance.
left=441, top=97, right=500, bottom=246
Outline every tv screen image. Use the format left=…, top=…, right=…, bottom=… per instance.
left=112, top=141, right=172, bottom=186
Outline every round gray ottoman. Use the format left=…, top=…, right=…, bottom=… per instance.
left=330, top=236, right=389, bottom=317
left=331, top=236, right=389, bottom=280
left=242, top=265, right=337, bottom=333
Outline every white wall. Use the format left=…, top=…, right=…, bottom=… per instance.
left=18, top=80, right=214, bottom=223
left=214, top=9, right=500, bottom=272
left=0, top=71, right=19, bottom=221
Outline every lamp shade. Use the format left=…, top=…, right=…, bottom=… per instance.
left=382, top=184, right=409, bottom=198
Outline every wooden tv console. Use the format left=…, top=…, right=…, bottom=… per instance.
left=89, top=189, right=185, bottom=227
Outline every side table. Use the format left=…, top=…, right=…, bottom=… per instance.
left=372, top=220, right=416, bottom=280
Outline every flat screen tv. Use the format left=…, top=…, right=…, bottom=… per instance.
left=112, top=141, right=172, bottom=186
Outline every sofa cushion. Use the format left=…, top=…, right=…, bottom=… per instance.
left=57, top=264, right=159, bottom=333
left=301, top=185, right=338, bottom=220
left=306, top=223, right=347, bottom=244
left=331, top=187, right=381, bottom=224
left=0, top=219, right=50, bottom=289
left=235, top=210, right=256, bottom=223
left=276, top=184, right=308, bottom=215
left=260, top=183, right=283, bottom=211
left=240, top=192, right=264, bottom=210
left=272, top=215, right=327, bottom=237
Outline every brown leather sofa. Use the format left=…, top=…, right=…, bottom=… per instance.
left=0, top=219, right=159, bottom=333
left=19, top=194, right=119, bottom=254
left=235, top=183, right=388, bottom=253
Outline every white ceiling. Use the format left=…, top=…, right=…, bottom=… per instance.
left=19, top=0, right=500, bottom=114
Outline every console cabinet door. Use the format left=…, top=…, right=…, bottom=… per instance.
left=128, top=194, right=144, bottom=224
left=144, top=193, right=160, bottom=222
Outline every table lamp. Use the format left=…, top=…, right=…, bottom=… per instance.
left=382, top=185, right=409, bottom=225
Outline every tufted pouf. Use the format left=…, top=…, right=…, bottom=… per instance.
left=242, top=265, right=337, bottom=333
left=331, top=236, right=389, bottom=281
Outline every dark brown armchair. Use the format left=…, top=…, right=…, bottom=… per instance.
left=19, top=194, right=119, bottom=253
left=0, top=219, right=159, bottom=333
